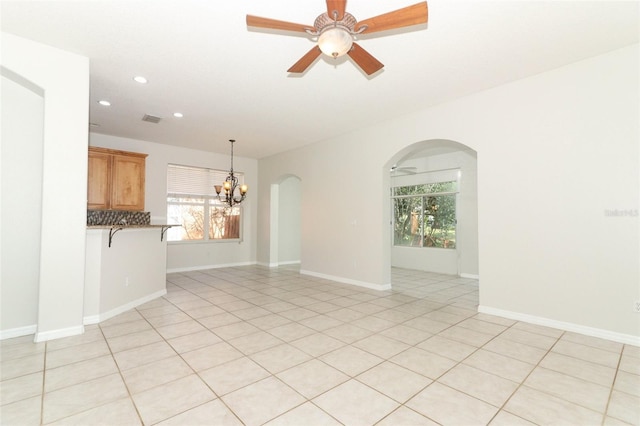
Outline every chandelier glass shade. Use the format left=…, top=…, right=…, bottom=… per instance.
left=214, top=139, right=247, bottom=207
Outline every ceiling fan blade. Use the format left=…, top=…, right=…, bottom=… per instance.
left=246, top=15, right=313, bottom=33
left=347, top=43, right=384, bottom=75
left=326, top=0, right=347, bottom=21
left=355, top=2, right=428, bottom=34
left=288, top=46, right=322, bottom=73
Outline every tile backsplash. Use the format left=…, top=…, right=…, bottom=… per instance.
left=87, top=210, right=151, bottom=226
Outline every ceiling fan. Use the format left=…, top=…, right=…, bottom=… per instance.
left=246, top=1, right=428, bottom=75
left=391, top=165, right=418, bottom=175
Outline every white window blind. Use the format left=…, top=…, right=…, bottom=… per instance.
left=167, top=164, right=243, bottom=196
left=391, top=168, right=460, bottom=188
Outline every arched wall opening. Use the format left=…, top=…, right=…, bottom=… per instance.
left=1, top=67, right=45, bottom=337
left=1, top=33, right=89, bottom=342
left=269, top=175, right=302, bottom=267
left=383, top=139, right=479, bottom=282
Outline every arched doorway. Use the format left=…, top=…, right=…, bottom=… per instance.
left=1, top=68, right=44, bottom=338
left=385, top=140, right=478, bottom=279
left=269, top=175, right=302, bottom=267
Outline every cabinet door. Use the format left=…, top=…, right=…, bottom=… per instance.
left=110, top=154, right=146, bottom=211
left=87, top=151, right=111, bottom=210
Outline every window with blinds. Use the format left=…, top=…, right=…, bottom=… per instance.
left=166, top=164, right=242, bottom=242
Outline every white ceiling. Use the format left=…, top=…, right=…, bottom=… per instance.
left=2, top=1, right=638, bottom=159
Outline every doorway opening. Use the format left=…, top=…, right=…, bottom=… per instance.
left=269, top=175, right=302, bottom=267
left=385, top=140, right=478, bottom=279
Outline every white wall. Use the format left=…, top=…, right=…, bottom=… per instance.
left=278, top=176, right=301, bottom=264
left=0, top=72, right=44, bottom=336
left=473, top=45, right=639, bottom=342
left=84, top=229, right=167, bottom=322
left=258, top=44, right=639, bottom=342
left=1, top=33, right=89, bottom=341
left=391, top=149, right=478, bottom=276
left=457, top=151, right=479, bottom=277
left=259, top=139, right=391, bottom=289
left=89, top=133, right=258, bottom=271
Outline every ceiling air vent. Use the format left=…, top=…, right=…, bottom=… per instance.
left=142, top=114, right=162, bottom=124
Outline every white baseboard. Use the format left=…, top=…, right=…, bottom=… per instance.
left=169, top=261, right=301, bottom=272
left=264, top=261, right=301, bottom=268
left=478, top=305, right=640, bottom=347
left=84, top=289, right=167, bottom=325
left=167, top=261, right=256, bottom=273
left=460, top=273, right=479, bottom=279
left=4, top=290, right=169, bottom=341
left=300, top=269, right=392, bottom=291
left=34, top=325, right=85, bottom=343
left=0, top=324, right=37, bottom=341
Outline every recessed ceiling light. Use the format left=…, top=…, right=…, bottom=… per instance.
left=98, top=100, right=111, bottom=106
left=173, top=112, right=184, bottom=118
left=89, top=123, right=100, bottom=127
left=133, top=76, right=147, bottom=84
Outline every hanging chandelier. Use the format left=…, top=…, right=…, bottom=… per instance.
left=214, top=139, right=248, bottom=207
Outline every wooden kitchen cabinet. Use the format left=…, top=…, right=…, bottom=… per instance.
left=110, top=153, right=146, bottom=210
left=87, top=149, right=112, bottom=209
left=88, top=147, right=147, bottom=211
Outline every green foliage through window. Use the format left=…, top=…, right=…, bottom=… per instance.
left=392, top=181, right=457, bottom=249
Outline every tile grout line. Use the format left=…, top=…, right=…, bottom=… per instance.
left=357, top=281, right=490, bottom=424
left=480, top=322, right=565, bottom=425
left=9, top=267, right=634, bottom=425
left=189, top=269, right=486, bottom=425
left=600, top=345, right=625, bottom=426
left=265, top=279, right=476, bottom=424
left=169, top=271, right=420, bottom=424
left=138, top=279, right=258, bottom=425
left=396, top=306, right=524, bottom=424
left=177, top=274, right=342, bottom=424
left=108, top=287, right=622, bottom=426
left=40, top=341, right=47, bottom=426
left=38, top=324, right=142, bottom=425
left=97, top=323, right=146, bottom=426
left=94, top=289, right=234, bottom=425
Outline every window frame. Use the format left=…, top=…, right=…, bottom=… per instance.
left=166, top=164, right=244, bottom=244
left=391, top=170, right=460, bottom=250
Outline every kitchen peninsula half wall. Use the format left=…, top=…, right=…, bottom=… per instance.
left=85, top=146, right=174, bottom=325
left=84, top=210, right=177, bottom=324
left=84, top=224, right=169, bottom=324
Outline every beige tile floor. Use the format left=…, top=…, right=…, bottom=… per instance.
left=1, top=266, right=639, bottom=425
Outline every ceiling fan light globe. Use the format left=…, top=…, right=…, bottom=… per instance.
left=318, top=27, right=353, bottom=58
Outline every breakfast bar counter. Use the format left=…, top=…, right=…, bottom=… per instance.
left=87, top=224, right=177, bottom=247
